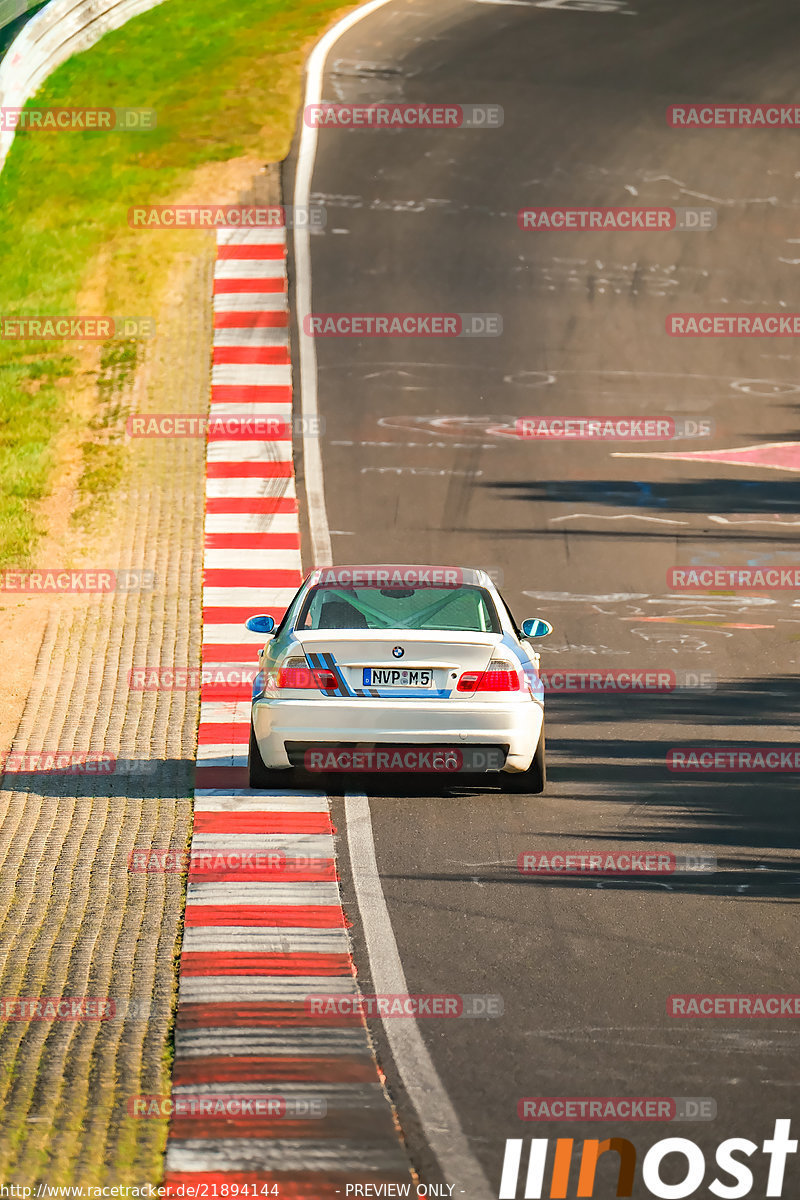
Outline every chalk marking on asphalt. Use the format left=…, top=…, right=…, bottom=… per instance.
left=549, top=512, right=689, bottom=525
left=345, top=792, right=494, bottom=1199
left=294, top=0, right=397, bottom=568
left=708, top=515, right=800, bottom=526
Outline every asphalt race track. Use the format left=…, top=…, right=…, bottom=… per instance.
left=285, top=0, right=800, bottom=1194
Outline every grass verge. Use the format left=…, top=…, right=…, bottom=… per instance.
left=0, top=0, right=355, bottom=565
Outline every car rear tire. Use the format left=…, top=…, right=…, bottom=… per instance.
left=248, top=721, right=293, bottom=789
left=503, top=727, right=546, bottom=794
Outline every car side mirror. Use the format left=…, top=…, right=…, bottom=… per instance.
left=245, top=614, right=275, bottom=635
left=521, top=617, right=553, bottom=639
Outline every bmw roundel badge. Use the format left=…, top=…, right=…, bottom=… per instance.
left=392, top=646, right=404, bottom=658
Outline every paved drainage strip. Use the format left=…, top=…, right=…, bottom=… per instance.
left=163, top=225, right=412, bottom=1196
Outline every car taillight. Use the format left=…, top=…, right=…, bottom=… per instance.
left=457, top=660, right=521, bottom=692
left=276, top=659, right=337, bottom=690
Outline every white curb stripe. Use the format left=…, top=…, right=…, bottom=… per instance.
left=182, top=929, right=348, bottom=953
left=175, top=1030, right=366, bottom=1057
left=203, top=512, right=299, bottom=534
left=178, top=978, right=356, bottom=1003
left=204, top=480, right=297, bottom=500
left=217, top=228, right=287, bottom=246
left=188, top=835, right=335, bottom=857
left=211, top=364, right=292, bottom=385
left=191, top=795, right=329, bottom=813
left=214, top=259, right=286, bottom=280
left=212, top=295, right=289, bottom=314
left=203, top=586, right=298, bottom=607
left=187, top=881, right=340, bottom=906
left=166, top=1141, right=409, bottom=1173
left=203, top=547, right=300, bottom=568
left=212, top=326, right=289, bottom=347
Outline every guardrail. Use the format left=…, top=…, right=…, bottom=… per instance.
left=0, top=0, right=168, bottom=169
left=0, top=0, right=39, bottom=35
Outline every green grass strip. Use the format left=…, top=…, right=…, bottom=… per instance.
left=0, top=0, right=352, bottom=565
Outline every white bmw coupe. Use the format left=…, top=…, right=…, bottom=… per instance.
left=245, top=565, right=552, bottom=792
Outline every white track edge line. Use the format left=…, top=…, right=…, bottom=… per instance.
left=345, top=793, right=493, bottom=1199
left=293, top=0, right=395, bottom=569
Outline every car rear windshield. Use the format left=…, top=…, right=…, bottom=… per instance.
left=295, top=584, right=502, bottom=633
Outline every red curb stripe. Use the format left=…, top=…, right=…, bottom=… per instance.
left=194, top=812, right=332, bottom=834
left=204, top=497, right=297, bottom=514
left=197, top=720, right=251, bottom=741
left=188, top=867, right=337, bottom=883
left=180, top=952, right=351, bottom=976
left=184, top=906, right=346, bottom=928
left=216, top=244, right=285, bottom=260
left=203, top=606, right=287, bottom=623
left=200, top=685, right=252, bottom=701
left=175, top=1003, right=360, bottom=1029
left=205, top=533, right=301, bottom=550
left=213, top=346, right=290, bottom=364
left=206, top=462, right=294, bottom=479
left=214, top=311, right=288, bottom=329
left=211, top=384, right=291, bottom=403
left=172, top=1057, right=376, bottom=1086
left=214, top=278, right=286, bottom=294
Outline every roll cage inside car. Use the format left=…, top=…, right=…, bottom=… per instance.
left=293, top=584, right=502, bottom=633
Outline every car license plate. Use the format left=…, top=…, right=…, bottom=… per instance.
left=363, top=667, right=434, bottom=688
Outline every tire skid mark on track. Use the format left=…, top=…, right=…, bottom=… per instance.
left=164, top=223, right=411, bottom=1194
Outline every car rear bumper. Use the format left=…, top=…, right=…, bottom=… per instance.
left=251, top=696, right=543, bottom=773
